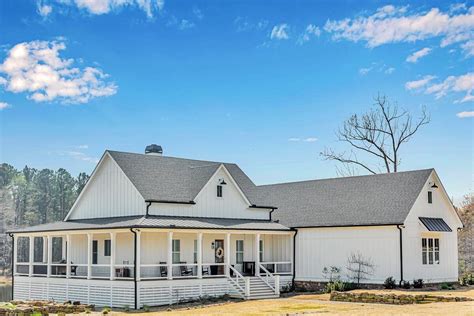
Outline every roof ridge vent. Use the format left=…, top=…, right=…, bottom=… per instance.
left=145, top=144, right=163, bottom=156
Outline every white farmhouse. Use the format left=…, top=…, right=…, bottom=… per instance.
left=8, top=145, right=463, bottom=308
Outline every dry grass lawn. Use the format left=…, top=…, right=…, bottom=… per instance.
left=110, top=288, right=474, bottom=316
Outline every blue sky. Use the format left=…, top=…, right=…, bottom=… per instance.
left=0, top=0, right=473, bottom=203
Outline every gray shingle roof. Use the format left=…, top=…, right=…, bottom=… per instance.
left=257, top=169, right=433, bottom=228
left=107, top=151, right=266, bottom=206
left=8, top=216, right=290, bottom=233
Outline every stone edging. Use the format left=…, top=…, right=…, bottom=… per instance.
left=330, top=291, right=474, bottom=305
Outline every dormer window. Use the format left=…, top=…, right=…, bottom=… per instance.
left=217, top=185, right=223, bottom=197
left=428, top=191, right=433, bottom=204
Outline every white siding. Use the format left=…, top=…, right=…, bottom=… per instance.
left=148, top=167, right=270, bottom=220
left=403, top=172, right=461, bottom=283
left=68, top=155, right=145, bottom=220
left=295, top=226, right=400, bottom=284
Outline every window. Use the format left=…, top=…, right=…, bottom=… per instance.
left=104, top=240, right=111, bottom=257
left=236, top=240, right=244, bottom=264
left=172, top=239, right=180, bottom=264
left=92, top=240, right=98, bottom=265
left=193, top=240, right=197, bottom=263
left=52, top=237, right=63, bottom=262
left=428, top=191, right=433, bottom=204
left=259, top=239, right=264, bottom=262
left=422, top=237, right=439, bottom=265
left=217, top=185, right=223, bottom=197
left=33, top=237, right=44, bottom=263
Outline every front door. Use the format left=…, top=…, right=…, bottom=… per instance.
left=214, top=239, right=224, bottom=274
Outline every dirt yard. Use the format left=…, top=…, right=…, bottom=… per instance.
left=108, top=288, right=474, bottom=315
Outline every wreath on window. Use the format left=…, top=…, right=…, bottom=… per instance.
left=215, top=247, right=224, bottom=259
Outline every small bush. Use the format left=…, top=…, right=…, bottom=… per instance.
left=102, top=307, right=111, bottom=315
left=401, top=281, right=411, bottom=289
left=460, top=273, right=474, bottom=286
left=413, top=279, right=424, bottom=288
left=325, top=280, right=354, bottom=293
left=143, top=305, right=150, bottom=312
left=440, top=283, right=454, bottom=290
left=384, top=277, right=396, bottom=289
left=123, top=305, right=130, bottom=312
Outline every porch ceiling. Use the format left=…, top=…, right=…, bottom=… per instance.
left=8, top=215, right=291, bottom=234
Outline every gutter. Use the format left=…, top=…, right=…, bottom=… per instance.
left=144, top=199, right=196, bottom=217
left=129, top=228, right=138, bottom=309
left=8, top=233, right=14, bottom=300
left=397, top=225, right=404, bottom=285
left=145, top=201, right=152, bottom=218
left=292, top=229, right=298, bottom=290
left=269, top=208, right=276, bottom=221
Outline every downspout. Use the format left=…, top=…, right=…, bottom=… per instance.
left=292, top=229, right=298, bottom=290
left=145, top=201, right=152, bottom=218
left=130, top=228, right=138, bottom=309
left=8, top=233, right=14, bottom=300
left=397, top=225, right=404, bottom=285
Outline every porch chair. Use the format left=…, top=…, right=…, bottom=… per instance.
left=159, top=262, right=167, bottom=277
left=70, top=262, right=77, bottom=276
left=179, top=262, right=193, bottom=276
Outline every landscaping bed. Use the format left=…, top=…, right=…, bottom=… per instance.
left=330, top=291, right=474, bottom=305
left=0, top=300, right=94, bottom=315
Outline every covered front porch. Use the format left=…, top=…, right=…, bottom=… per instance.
left=14, top=228, right=293, bottom=280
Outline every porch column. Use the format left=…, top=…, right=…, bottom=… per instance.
left=197, top=232, right=203, bottom=279
left=87, top=233, right=92, bottom=280
left=224, top=232, right=231, bottom=277
left=110, top=232, right=116, bottom=280
left=255, top=233, right=260, bottom=276
left=66, top=234, right=71, bottom=278
left=47, top=235, right=52, bottom=277
left=13, top=235, right=18, bottom=275
left=136, top=231, right=141, bottom=281
left=28, top=236, right=33, bottom=276
left=167, top=231, right=173, bottom=280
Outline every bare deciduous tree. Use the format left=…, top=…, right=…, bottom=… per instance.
left=346, top=252, right=375, bottom=285
left=321, top=95, right=430, bottom=175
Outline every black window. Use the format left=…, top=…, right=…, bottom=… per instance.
left=428, top=191, right=433, bottom=204
left=217, top=185, right=223, bottom=197
left=104, top=240, right=111, bottom=257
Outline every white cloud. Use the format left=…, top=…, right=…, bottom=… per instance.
left=0, top=40, right=117, bottom=104
left=456, top=111, right=474, bottom=118
left=324, top=5, right=474, bottom=57
left=406, top=47, right=432, bottom=63
left=0, top=102, right=11, bottom=110
left=385, top=67, right=395, bottom=74
left=37, top=1, right=52, bottom=17
left=288, top=137, right=318, bottom=142
left=270, top=24, right=289, bottom=40
left=179, top=19, right=195, bottom=30
left=76, top=144, right=89, bottom=149
left=405, top=75, right=436, bottom=90
left=297, top=24, right=321, bottom=44
left=406, top=73, right=474, bottom=103
left=234, top=17, right=269, bottom=32
left=61, top=151, right=99, bottom=163
left=43, top=0, right=164, bottom=18
left=193, top=7, right=203, bottom=20
left=359, top=67, right=372, bottom=75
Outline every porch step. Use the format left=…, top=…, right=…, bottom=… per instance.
left=228, top=276, right=279, bottom=300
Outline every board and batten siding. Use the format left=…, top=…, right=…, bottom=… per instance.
left=68, top=154, right=145, bottom=220
left=403, top=171, right=461, bottom=283
left=148, top=167, right=270, bottom=220
left=295, top=226, right=400, bottom=284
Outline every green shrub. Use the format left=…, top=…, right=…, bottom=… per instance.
left=460, top=273, right=474, bottom=286
left=384, top=277, right=396, bottom=289
left=325, top=280, right=354, bottom=293
left=143, top=304, right=150, bottom=312
left=102, top=306, right=111, bottom=315
left=413, top=279, right=423, bottom=288
left=440, top=283, right=454, bottom=290
left=401, top=281, right=411, bottom=289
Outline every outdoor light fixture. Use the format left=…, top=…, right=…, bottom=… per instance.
left=211, top=242, right=215, bottom=249
left=431, top=182, right=438, bottom=189
left=219, top=179, right=227, bottom=185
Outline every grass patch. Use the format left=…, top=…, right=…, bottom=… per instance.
left=262, top=303, right=325, bottom=313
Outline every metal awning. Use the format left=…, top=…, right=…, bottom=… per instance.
left=419, top=217, right=452, bottom=232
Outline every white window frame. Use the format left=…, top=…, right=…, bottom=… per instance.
left=172, top=239, right=181, bottom=264
left=236, top=240, right=244, bottom=264
left=422, top=237, right=439, bottom=265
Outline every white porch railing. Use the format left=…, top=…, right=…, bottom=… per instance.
left=258, top=263, right=280, bottom=296
left=260, top=261, right=292, bottom=275
left=227, top=264, right=248, bottom=299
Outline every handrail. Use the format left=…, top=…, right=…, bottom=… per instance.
left=227, top=265, right=247, bottom=298
left=258, top=263, right=280, bottom=295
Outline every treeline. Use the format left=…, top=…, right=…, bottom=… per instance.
left=0, top=163, right=89, bottom=227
